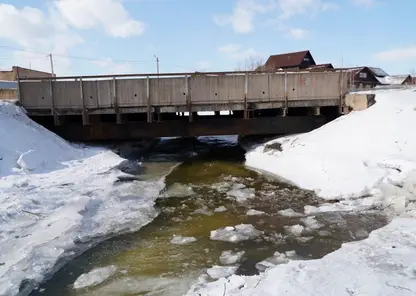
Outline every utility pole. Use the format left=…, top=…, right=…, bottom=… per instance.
left=47, top=53, right=55, bottom=76
left=154, top=54, right=159, bottom=76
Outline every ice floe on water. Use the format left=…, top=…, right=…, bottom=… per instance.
left=214, top=206, right=228, bottom=213
left=300, top=216, right=324, bottom=232
left=226, top=183, right=255, bottom=202
left=219, top=251, right=245, bottom=265
left=210, top=224, right=263, bottom=242
left=246, top=209, right=265, bottom=216
left=170, top=235, right=197, bottom=245
left=73, top=265, right=118, bottom=289
left=278, top=208, right=304, bottom=217
left=283, top=224, right=304, bottom=237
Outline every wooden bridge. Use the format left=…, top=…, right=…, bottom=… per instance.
left=18, top=70, right=348, bottom=140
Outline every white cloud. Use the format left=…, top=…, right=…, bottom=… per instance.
left=213, top=0, right=335, bottom=34
left=218, top=44, right=257, bottom=60
left=375, top=46, right=416, bottom=61
left=213, top=0, right=271, bottom=34
left=287, top=28, right=310, bottom=39
left=278, top=0, right=336, bottom=19
left=0, top=4, right=83, bottom=74
left=55, top=0, right=145, bottom=38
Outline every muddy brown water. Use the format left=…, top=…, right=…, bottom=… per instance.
left=31, top=136, right=387, bottom=296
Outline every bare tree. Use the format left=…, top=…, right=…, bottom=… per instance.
left=235, top=56, right=265, bottom=72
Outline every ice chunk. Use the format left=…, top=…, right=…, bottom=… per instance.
left=170, top=235, right=197, bottom=245
left=73, top=265, right=117, bottom=289
left=256, top=252, right=289, bottom=272
left=284, top=224, right=304, bottom=237
left=227, top=184, right=255, bottom=202
left=301, top=216, right=324, bottom=231
left=304, top=205, right=319, bottom=215
left=206, top=265, right=238, bottom=279
left=246, top=209, right=265, bottom=216
left=214, top=206, right=228, bottom=213
left=191, top=206, right=213, bottom=216
left=219, top=250, right=245, bottom=265
left=210, top=224, right=262, bottom=242
left=278, top=208, right=304, bottom=217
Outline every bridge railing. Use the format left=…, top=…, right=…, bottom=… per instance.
left=18, top=71, right=348, bottom=116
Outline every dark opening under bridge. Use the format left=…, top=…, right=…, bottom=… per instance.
left=18, top=70, right=348, bottom=141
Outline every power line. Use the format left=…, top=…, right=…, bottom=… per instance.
left=0, top=44, right=155, bottom=64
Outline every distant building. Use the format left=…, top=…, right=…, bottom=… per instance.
left=368, top=67, right=389, bottom=78
left=376, top=74, right=413, bottom=86
left=0, top=66, right=54, bottom=81
left=342, top=67, right=379, bottom=89
left=264, top=50, right=316, bottom=71
left=0, top=66, right=54, bottom=100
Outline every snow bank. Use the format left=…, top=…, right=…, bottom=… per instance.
left=187, top=218, right=416, bottom=296
left=73, top=265, right=117, bottom=289
left=0, top=102, right=166, bottom=296
left=245, top=89, right=416, bottom=200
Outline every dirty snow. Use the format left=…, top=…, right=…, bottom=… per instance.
left=210, top=224, right=262, bottom=242
left=219, top=251, right=245, bottom=265
left=0, top=102, right=166, bottom=296
left=170, top=235, right=197, bottom=245
left=73, top=265, right=117, bottom=289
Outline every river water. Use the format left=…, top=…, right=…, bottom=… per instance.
left=31, top=136, right=387, bottom=296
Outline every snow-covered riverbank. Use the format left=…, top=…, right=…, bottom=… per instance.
left=0, top=103, right=166, bottom=296
left=188, top=88, right=416, bottom=295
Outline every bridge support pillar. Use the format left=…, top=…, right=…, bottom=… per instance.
left=282, top=108, right=288, bottom=117
left=313, top=107, right=321, bottom=116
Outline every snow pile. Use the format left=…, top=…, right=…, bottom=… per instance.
left=0, top=102, right=166, bottom=296
left=246, top=89, right=416, bottom=200
left=219, top=251, right=245, bottom=265
left=210, top=224, right=262, bottom=242
left=187, top=218, right=416, bottom=296
left=73, top=265, right=117, bottom=289
left=0, top=102, right=90, bottom=176
left=170, top=235, right=197, bottom=245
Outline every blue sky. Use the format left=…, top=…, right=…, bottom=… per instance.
left=0, top=0, right=415, bottom=76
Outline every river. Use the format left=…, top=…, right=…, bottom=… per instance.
left=31, top=136, right=387, bottom=296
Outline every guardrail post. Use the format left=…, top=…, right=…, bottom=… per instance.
left=339, top=69, right=344, bottom=114
left=50, top=77, right=61, bottom=125
left=113, top=76, right=122, bottom=124
left=80, top=77, right=89, bottom=125
left=186, top=75, right=193, bottom=122
left=146, top=75, right=152, bottom=123
left=244, top=72, right=248, bottom=119
left=283, top=72, right=288, bottom=116
left=16, top=68, right=22, bottom=105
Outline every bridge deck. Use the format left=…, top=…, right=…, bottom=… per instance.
left=19, top=71, right=347, bottom=140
